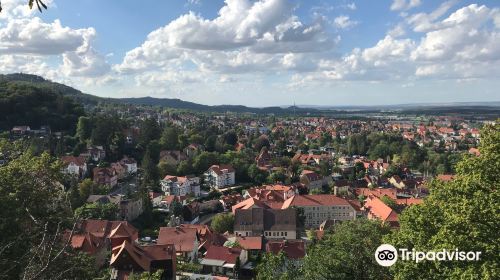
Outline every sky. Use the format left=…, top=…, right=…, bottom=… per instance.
left=0, top=0, right=499, bottom=106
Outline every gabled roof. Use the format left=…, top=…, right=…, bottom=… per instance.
left=364, top=196, right=398, bottom=223
left=208, top=164, right=235, bottom=175
left=157, top=227, right=198, bottom=253
left=110, top=240, right=175, bottom=272
left=203, top=245, right=242, bottom=265
left=60, top=156, right=86, bottom=166
left=266, top=240, right=305, bottom=259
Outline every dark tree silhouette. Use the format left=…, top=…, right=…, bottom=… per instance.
left=0, top=0, right=47, bottom=13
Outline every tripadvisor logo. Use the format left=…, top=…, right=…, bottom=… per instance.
left=375, top=244, right=482, bottom=267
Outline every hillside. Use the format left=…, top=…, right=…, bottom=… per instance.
left=0, top=74, right=85, bottom=131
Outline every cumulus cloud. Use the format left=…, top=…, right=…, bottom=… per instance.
left=390, top=0, right=421, bottom=11
left=0, top=0, right=110, bottom=80
left=0, top=18, right=95, bottom=55
left=117, top=0, right=335, bottom=73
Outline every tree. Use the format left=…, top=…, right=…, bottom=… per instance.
left=142, top=148, right=159, bottom=186
left=256, top=252, right=302, bottom=280
left=211, top=213, right=235, bottom=234
left=74, top=202, right=118, bottom=220
left=171, top=199, right=183, bottom=218
left=223, top=130, right=238, bottom=146
left=76, top=116, right=92, bottom=143
left=254, top=135, right=271, bottom=152
left=302, top=219, right=391, bottom=280
left=0, top=0, right=47, bottom=15
left=248, top=164, right=268, bottom=185
left=387, top=123, right=500, bottom=280
left=0, top=151, right=98, bottom=279
left=380, top=195, right=397, bottom=209
left=161, top=127, right=179, bottom=150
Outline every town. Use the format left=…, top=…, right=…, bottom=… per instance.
left=1, top=80, right=497, bottom=279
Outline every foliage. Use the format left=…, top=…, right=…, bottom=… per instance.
left=302, top=218, right=391, bottom=280
left=0, top=151, right=98, bottom=279
left=211, top=213, right=235, bottom=234
left=74, top=202, right=118, bottom=220
left=0, top=79, right=84, bottom=132
left=256, top=252, right=302, bottom=280
left=387, top=123, right=500, bottom=279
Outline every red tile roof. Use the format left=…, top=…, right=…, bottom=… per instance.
left=266, top=240, right=306, bottom=259
left=157, top=227, right=198, bottom=253
left=203, top=245, right=241, bottom=265
left=364, top=196, right=398, bottom=224
left=281, top=195, right=351, bottom=209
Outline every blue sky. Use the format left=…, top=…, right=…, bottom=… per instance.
left=0, top=0, right=499, bottom=106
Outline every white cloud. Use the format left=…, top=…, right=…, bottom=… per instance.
left=333, top=15, right=358, bottom=29
left=0, top=0, right=110, bottom=80
left=390, top=0, right=421, bottom=11
left=0, top=18, right=95, bottom=55
left=117, top=0, right=335, bottom=74
left=406, top=0, right=458, bottom=32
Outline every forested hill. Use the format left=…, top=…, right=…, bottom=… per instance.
left=0, top=73, right=317, bottom=115
left=0, top=75, right=85, bottom=132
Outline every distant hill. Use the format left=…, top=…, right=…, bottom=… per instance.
left=0, top=74, right=85, bottom=131
left=0, top=73, right=316, bottom=115
left=1, top=73, right=499, bottom=117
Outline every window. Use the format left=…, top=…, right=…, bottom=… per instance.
left=285, top=232, right=287, bottom=236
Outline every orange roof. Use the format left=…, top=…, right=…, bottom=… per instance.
left=355, top=188, right=398, bottom=200
left=236, top=236, right=263, bottom=250
left=281, top=195, right=351, bottom=209
left=231, top=197, right=269, bottom=214
left=157, top=227, right=198, bottom=253
left=364, top=196, right=398, bottom=223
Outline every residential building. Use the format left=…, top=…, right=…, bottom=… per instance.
left=157, top=226, right=199, bottom=261
left=205, top=165, right=235, bottom=189
left=299, top=170, right=326, bottom=192
left=110, top=240, right=176, bottom=280
left=200, top=245, right=247, bottom=277
left=93, top=167, right=118, bottom=187
left=363, top=195, right=399, bottom=228
left=266, top=240, right=306, bottom=260
left=161, top=175, right=201, bottom=197
left=234, top=208, right=297, bottom=240
left=60, top=156, right=87, bottom=179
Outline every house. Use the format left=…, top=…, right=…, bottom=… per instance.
left=110, top=240, right=176, bottom=280
left=184, top=144, right=204, bottom=159
left=67, top=219, right=138, bottom=265
left=266, top=240, right=306, bottom=260
left=281, top=195, right=357, bottom=228
left=86, top=195, right=143, bottom=221
left=200, top=245, right=247, bottom=277
left=219, top=193, right=244, bottom=210
left=255, top=147, right=272, bottom=168
left=354, top=188, right=398, bottom=200
left=389, top=175, right=406, bottom=189
left=157, top=226, right=199, bottom=261
left=299, top=170, right=326, bottom=192
left=119, top=156, right=138, bottom=174
left=161, top=175, right=201, bottom=197
left=205, top=165, right=236, bottom=189
left=81, top=146, right=106, bottom=162
left=60, top=156, right=87, bottom=179
left=149, top=192, right=164, bottom=207
left=234, top=208, right=297, bottom=240
left=160, top=195, right=187, bottom=211
left=93, top=167, right=118, bottom=187
left=243, top=184, right=296, bottom=203
left=11, top=126, right=31, bottom=137
left=363, top=195, right=399, bottom=228
left=120, top=198, right=144, bottom=221
left=111, top=162, right=127, bottom=179
left=159, top=150, right=187, bottom=166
